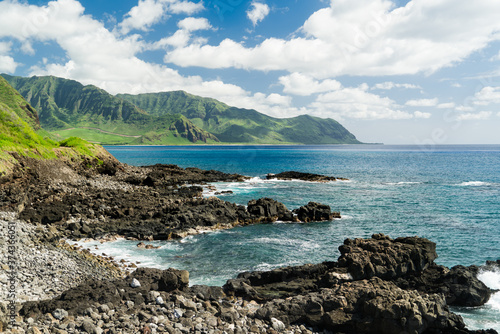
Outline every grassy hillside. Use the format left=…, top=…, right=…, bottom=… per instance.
left=118, top=91, right=362, bottom=144
left=2, top=75, right=219, bottom=145
left=0, top=76, right=111, bottom=176
left=0, top=75, right=57, bottom=158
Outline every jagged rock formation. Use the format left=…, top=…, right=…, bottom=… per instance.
left=15, top=235, right=496, bottom=334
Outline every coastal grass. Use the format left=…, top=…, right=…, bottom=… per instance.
left=52, top=128, right=139, bottom=145
left=50, top=127, right=221, bottom=145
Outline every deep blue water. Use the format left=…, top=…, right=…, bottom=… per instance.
left=91, top=145, right=500, bottom=330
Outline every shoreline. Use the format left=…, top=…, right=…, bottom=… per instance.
left=0, top=153, right=498, bottom=333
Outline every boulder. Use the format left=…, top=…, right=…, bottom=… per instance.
left=158, top=268, right=189, bottom=292
left=394, top=263, right=492, bottom=307
left=247, top=198, right=292, bottom=222
left=337, top=233, right=437, bottom=280
left=293, top=202, right=339, bottom=222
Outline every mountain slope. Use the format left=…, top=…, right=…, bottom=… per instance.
left=0, top=75, right=54, bottom=155
left=0, top=76, right=117, bottom=177
left=118, top=91, right=362, bottom=144
left=2, top=75, right=219, bottom=145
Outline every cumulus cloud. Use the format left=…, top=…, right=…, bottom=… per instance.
left=177, top=17, right=211, bottom=31
left=152, top=17, right=211, bottom=49
left=308, top=85, right=416, bottom=120
left=372, top=82, right=421, bottom=90
left=405, top=98, right=438, bottom=107
left=247, top=2, right=270, bottom=26
left=0, top=42, right=18, bottom=72
left=119, top=0, right=165, bottom=34
left=456, top=111, right=492, bottom=121
left=168, top=0, right=204, bottom=15
left=165, top=0, right=500, bottom=78
left=414, top=111, right=432, bottom=119
left=119, top=0, right=204, bottom=34
left=473, top=86, right=500, bottom=105
left=279, top=73, right=341, bottom=96
left=437, top=102, right=455, bottom=109
left=0, top=56, right=18, bottom=73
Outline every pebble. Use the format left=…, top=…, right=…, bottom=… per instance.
left=131, top=278, right=141, bottom=288
left=52, top=309, right=68, bottom=320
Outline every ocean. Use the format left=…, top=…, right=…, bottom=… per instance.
left=80, top=145, right=500, bottom=331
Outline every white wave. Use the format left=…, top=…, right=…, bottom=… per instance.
left=385, top=181, right=422, bottom=186
left=254, top=237, right=320, bottom=250
left=479, top=269, right=500, bottom=290
left=478, top=269, right=500, bottom=318
left=254, top=262, right=298, bottom=272
left=340, top=214, right=354, bottom=220
left=245, top=177, right=268, bottom=184
left=458, top=181, right=492, bottom=187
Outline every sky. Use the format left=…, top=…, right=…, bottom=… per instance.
left=1, top=0, right=500, bottom=145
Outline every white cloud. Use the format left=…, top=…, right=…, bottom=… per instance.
left=247, top=2, right=270, bottom=27
left=456, top=111, right=492, bottom=121
left=154, top=30, right=191, bottom=48
left=119, top=0, right=165, bottom=34
left=309, top=85, right=415, bottom=120
left=279, top=73, right=341, bottom=96
left=152, top=17, right=211, bottom=49
left=473, top=86, right=500, bottom=105
left=177, top=17, right=211, bottom=31
left=372, top=82, right=421, bottom=90
left=166, top=0, right=500, bottom=78
left=167, top=1, right=204, bottom=15
left=414, top=111, right=431, bottom=119
left=0, top=56, right=18, bottom=73
left=119, top=0, right=204, bottom=34
left=0, top=42, right=17, bottom=72
left=21, top=41, right=35, bottom=55
left=437, top=102, right=455, bottom=109
left=405, top=98, right=438, bottom=107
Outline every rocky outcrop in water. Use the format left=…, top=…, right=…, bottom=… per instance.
left=224, top=234, right=495, bottom=334
left=293, top=202, right=340, bottom=222
left=266, top=171, right=348, bottom=182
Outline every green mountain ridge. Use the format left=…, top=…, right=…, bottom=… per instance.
left=2, top=74, right=219, bottom=145
left=3, top=74, right=361, bottom=145
left=118, top=91, right=362, bottom=144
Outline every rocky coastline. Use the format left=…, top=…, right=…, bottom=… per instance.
left=0, top=154, right=498, bottom=333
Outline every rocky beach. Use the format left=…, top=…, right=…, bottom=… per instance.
left=0, top=152, right=498, bottom=334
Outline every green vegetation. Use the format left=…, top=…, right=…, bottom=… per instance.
left=119, top=91, right=362, bottom=144
left=0, top=76, right=107, bottom=175
left=0, top=75, right=57, bottom=160
left=3, top=74, right=362, bottom=145
left=2, top=74, right=219, bottom=145
left=59, top=137, right=97, bottom=157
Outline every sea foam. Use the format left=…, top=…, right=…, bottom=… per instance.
left=479, top=269, right=500, bottom=312
left=459, top=181, right=492, bottom=187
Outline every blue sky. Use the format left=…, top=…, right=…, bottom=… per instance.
left=1, top=0, right=500, bottom=145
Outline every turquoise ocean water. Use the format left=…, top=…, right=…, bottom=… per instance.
left=80, top=145, right=500, bottom=330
